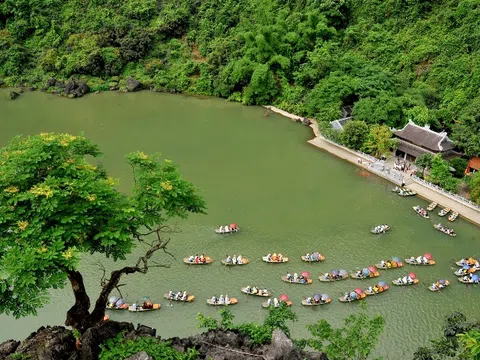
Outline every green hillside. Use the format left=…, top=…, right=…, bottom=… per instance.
left=0, top=0, right=479, bottom=154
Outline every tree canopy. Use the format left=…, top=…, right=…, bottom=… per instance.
left=0, top=133, right=206, bottom=331
left=1, top=0, right=480, bottom=152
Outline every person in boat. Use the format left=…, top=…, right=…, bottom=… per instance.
left=293, top=273, right=298, bottom=282
left=344, top=292, right=349, bottom=301
left=278, top=254, right=283, bottom=262
left=188, top=255, right=194, bottom=262
left=416, top=256, right=422, bottom=264
left=272, top=253, right=277, bottom=261
left=306, top=297, right=312, bottom=304
left=368, top=286, right=373, bottom=293
left=181, top=291, right=187, bottom=301
left=226, top=255, right=232, bottom=264
left=380, top=260, right=386, bottom=267
left=267, top=298, right=272, bottom=306
left=219, top=295, right=225, bottom=304
left=211, top=296, right=217, bottom=304
left=232, top=255, right=237, bottom=265
left=194, top=255, right=199, bottom=264
left=246, top=286, right=251, bottom=293
left=324, top=273, right=330, bottom=280
left=422, top=256, right=428, bottom=264
left=266, top=253, right=272, bottom=261
left=132, top=303, right=138, bottom=311
left=386, top=260, right=392, bottom=268
left=407, top=276, right=414, bottom=284
left=402, top=276, right=408, bottom=284
left=355, top=270, right=362, bottom=278
left=286, top=273, right=292, bottom=281
left=252, top=286, right=258, bottom=294
left=273, top=298, right=279, bottom=308
left=237, top=255, right=243, bottom=263
left=305, top=253, right=310, bottom=261
left=168, top=290, right=174, bottom=299
left=373, top=285, right=379, bottom=293
left=225, top=225, right=230, bottom=233
left=262, top=288, right=268, bottom=295
left=225, top=295, right=230, bottom=305
left=431, top=282, right=438, bottom=290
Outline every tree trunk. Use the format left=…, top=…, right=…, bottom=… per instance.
left=65, top=270, right=92, bottom=332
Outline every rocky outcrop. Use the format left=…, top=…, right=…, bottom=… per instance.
left=64, top=79, right=90, bottom=98
left=126, top=77, right=142, bottom=92
left=0, top=323, right=324, bottom=360
left=7, top=91, right=20, bottom=100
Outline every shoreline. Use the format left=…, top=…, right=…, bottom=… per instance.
left=264, top=106, right=480, bottom=227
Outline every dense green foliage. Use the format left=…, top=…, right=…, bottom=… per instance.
left=340, top=120, right=369, bottom=151
left=428, top=154, right=458, bottom=192
left=296, top=306, right=385, bottom=360
left=413, top=312, right=480, bottom=360
left=1, top=0, right=479, bottom=154
left=197, top=304, right=298, bottom=345
left=0, top=133, right=205, bottom=330
left=100, top=334, right=198, bottom=360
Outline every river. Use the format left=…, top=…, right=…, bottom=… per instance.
left=0, top=90, right=479, bottom=359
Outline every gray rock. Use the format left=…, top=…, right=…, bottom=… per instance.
left=125, top=351, right=153, bottom=360
left=7, top=91, right=20, bottom=100
left=0, top=340, right=20, bottom=357
left=302, top=117, right=311, bottom=125
left=264, top=329, right=301, bottom=360
left=46, top=78, right=57, bottom=87
left=14, top=326, right=75, bottom=360
left=126, top=77, right=141, bottom=92
left=64, top=79, right=90, bottom=98
left=109, top=81, right=119, bottom=91
left=80, top=321, right=134, bottom=360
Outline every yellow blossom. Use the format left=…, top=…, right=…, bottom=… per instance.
left=62, top=249, right=73, bottom=259
left=161, top=181, right=173, bottom=191
left=39, top=246, right=48, bottom=253
left=60, top=140, right=69, bottom=147
left=105, top=177, right=117, bottom=186
left=17, top=221, right=28, bottom=231
left=85, top=164, right=97, bottom=171
left=30, top=184, right=54, bottom=198
left=138, top=152, right=148, bottom=160
left=4, top=186, right=19, bottom=193
left=87, top=194, right=96, bottom=202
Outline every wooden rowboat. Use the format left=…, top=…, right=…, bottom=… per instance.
left=458, top=277, right=479, bottom=284
left=318, top=273, right=349, bottom=282
left=365, top=285, right=389, bottom=296
left=262, top=256, right=289, bottom=263
left=300, top=254, right=325, bottom=262
left=206, top=298, right=238, bottom=306
left=106, top=303, right=129, bottom=310
left=413, top=206, right=429, bottom=218
left=405, top=258, right=435, bottom=266
left=428, top=280, right=450, bottom=292
left=455, top=259, right=479, bottom=267
left=338, top=293, right=366, bottom=302
left=438, top=208, right=451, bottom=216
left=163, top=293, right=195, bottom=302
left=262, top=300, right=292, bottom=308
left=392, top=278, right=419, bottom=286
left=433, top=224, right=456, bottom=237
left=128, top=304, right=161, bottom=312
left=375, top=261, right=403, bottom=269
left=350, top=271, right=380, bottom=280
left=241, top=287, right=270, bottom=297
left=426, top=202, right=438, bottom=211
left=183, top=256, right=213, bottom=265
left=221, top=258, right=249, bottom=266
left=281, top=276, right=312, bottom=284
left=301, top=298, right=332, bottom=306
left=448, top=212, right=459, bottom=222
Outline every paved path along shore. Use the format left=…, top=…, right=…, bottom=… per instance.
left=264, top=106, right=480, bottom=226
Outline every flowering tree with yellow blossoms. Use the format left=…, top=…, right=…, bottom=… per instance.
left=0, top=133, right=206, bottom=332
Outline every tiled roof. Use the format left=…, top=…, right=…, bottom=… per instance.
left=393, top=121, right=454, bottom=152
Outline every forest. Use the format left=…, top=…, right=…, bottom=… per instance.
left=0, top=0, right=479, bottom=156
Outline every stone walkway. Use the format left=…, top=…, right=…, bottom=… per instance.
left=264, top=106, right=480, bottom=226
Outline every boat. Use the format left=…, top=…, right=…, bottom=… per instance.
left=364, top=282, right=389, bottom=295
left=391, top=186, right=401, bottom=193
left=448, top=212, right=459, bottom=222
left=428, top=280, right=450, bottom=292
left=392, top=278, right=419, bottom=286
left=261, top=300, right=292, bottom=308
left=318, top=270, right=349, bottom=282
left=281, top=276, right=313, bottom=284
left=338, top=291, right=366, bottom=303
left=426, top=202, right=438, bottom=211
left=458, top=275, right=479, bottom=284
left=106, top=297, right=129, bottom=310
left=241, top=287, right=270, bottom=297
left=433, top=223, right=456, bottom=237
left=301, top=294, right=331, bottom=306
left=106, top=303, right=129, bottom=310
left=221, top=257, right=249, bottom=265
left=262, top=255, right=288, bottom=263
left=405, top=258, right=436, bottom=266
left=215, top=223, right=239, bottom=234
left=183, top=256, right=213, bottom=265
left=398, top=188, right=417, bottom=197
left=207, top=297, right=238, bottom=306
left=455, top=258, right=479, bottom=267
left=375, top=258, right=404, bottom=269
left=300, top=252, right=325, bottom=262
left=371, top=224, right=390, bottom=234
left=350, top=270, right=380, bottom=280
left=128, top=304, right=161, bottom=312
left=413, top=205, right=429, bottom=219
left=438, top=208, right=451, bottom=217
left=164, top=293, right=195, bottom=302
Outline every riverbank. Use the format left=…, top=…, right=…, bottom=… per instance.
left=264, top=106, right=480, bottom=227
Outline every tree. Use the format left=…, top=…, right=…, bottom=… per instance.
left=341, top=120, right=369, bottom=150
left=302, top=306, right=385, bottom=360
left=361, top=124, right=397, bottom=158
left=457, top=329, right=480, bottom=359
left=469, top=172, right=480, bottom=205
left=0, top=133, right=206, bottom=332
left=429, top=154, right=457, bottom=191
left=415, top=153, right=434, bottom=177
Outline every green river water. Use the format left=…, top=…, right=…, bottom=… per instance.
left=0, top=90, right=479, bottom=359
